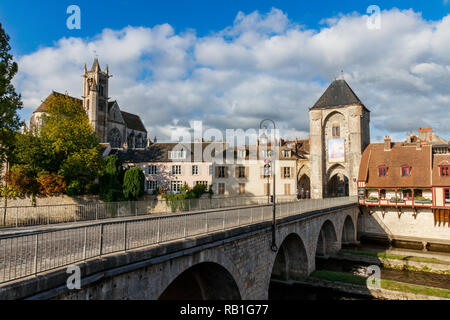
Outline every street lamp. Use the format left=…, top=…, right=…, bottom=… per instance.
left=259, top=119, right=278, bottom=252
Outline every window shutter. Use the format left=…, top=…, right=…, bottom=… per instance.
left=235, top=167, right=239, bottom=178
left=245, top=166, right=249, bottom=178
left=281, top=167, right=284, bottom=179
left=225, top=167, right=229, bottom=178
left=215, top=167, right=219, bottom=178
left=198, top=165, right=202, bottom=176
left=181, top=166, right=185, bottom=175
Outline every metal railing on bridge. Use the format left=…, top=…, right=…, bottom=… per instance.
left=0, top=196, right=290, bottom=229
left=0, top=196, right=357, bottom=284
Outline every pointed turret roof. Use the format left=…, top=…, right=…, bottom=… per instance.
left=91, top=58, right=101, bottom=72
left=311, top=79, right=368, bottom=111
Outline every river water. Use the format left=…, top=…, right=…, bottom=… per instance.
left=269, top=243, right=450, bottom=300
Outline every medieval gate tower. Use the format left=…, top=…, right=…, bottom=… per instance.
left=309, top=78, right=370, bottom=199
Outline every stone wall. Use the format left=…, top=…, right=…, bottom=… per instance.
left=359, top=207, right=450, bottom=242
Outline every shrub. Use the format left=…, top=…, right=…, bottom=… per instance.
left=37, top=172, right=66, bottom=196
left=66, top=180, right=83, bottom=196
left=123, top=167, right=145, bottom=200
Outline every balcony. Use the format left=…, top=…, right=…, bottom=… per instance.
left=359, top=189, right=433, bottom=208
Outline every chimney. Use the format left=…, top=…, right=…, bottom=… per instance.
left=154, top=136, right=157, bottom=143
left=384, top=136, right=391, bottom=151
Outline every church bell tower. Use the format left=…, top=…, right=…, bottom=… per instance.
left=82, top=58, right=111, bottom=142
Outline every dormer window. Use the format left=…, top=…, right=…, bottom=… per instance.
left=401, top=165, right=411, bottom=177
left=283, top=150, right=291, bottom=157
left=378, top=166, right=387, bottom=177
left=440, top=166, right=449, bottom=177
left=168, top=150, right=186, bottom=160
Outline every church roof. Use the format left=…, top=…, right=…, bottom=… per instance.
left=311, top=79, right=368, bottom=110
left=33, top=91, right=82, bottom=114
left=120, top=111, right=147, bottom=133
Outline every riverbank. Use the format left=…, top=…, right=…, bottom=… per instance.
left=336, top=249, right=450, bottom=275
left=308, top=270, right=450, bottom=300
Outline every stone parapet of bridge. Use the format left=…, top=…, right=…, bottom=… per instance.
left=0, top=198, right=359, bottom=300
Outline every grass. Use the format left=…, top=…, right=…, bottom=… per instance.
left=310, top=270, right=450, bottom=299
left=339, top=249, right=450, bottom=266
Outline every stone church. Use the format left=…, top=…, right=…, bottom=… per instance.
left=30, top=59, right=147, bottom=149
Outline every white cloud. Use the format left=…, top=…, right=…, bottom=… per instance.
left=14, top=7, right=450, bottom=141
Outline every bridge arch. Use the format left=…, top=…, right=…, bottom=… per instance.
left=158, top=262, right=241, bottom=300
left=315, top=220, right=338, bottom=258
left=341, top=215, right=356, bottom=245
left=270, top=233, right=309, bottom=282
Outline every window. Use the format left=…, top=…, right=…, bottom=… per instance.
left=283, top=150, right=291, bottom=157
left=237, top=166, right=246, bottom=178
left=401, top=165, right=411, bottom=177
left=332, top=126, right=340, bottom=137
left=218, top=183, right=225, bottom=195
left=172, top=165, right=182, bottom=175
left=380, top=189, right=386, bottom=199
left=147, top=180, right=158, bottom=190
left=402, top=189, right=412, bottom=199
left=283, top=167, right=291, bottom=178
left=445, top=189, right=450, bottom=203
left=262, top=150, right=272, bottom=158
left=195, top=181, right=208, bottom=188
left=441, top=166, right=450, bottom=177
left=262, top=165, right=271, bottom=178
left=168, top=150, right=186, bottom=160
left=148, top=165, right=157, bottom=175
left=284, top=184, right=291, bottom=195
left=170, top=181, right=183, bottom=193
left=239, top=183, right=245, bottom=195
left=192, top=165, right=199, bottom=175
left=414, top=189, right=423, bottom=198
left=217, top=166, right=226, bottom=178
left=378, top=166, right=387, bottom=177
left=238, top=150, right=246, bottom=158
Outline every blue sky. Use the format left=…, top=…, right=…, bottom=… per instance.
left=2, top=1, right=450, bottom=142
left=2, top=0, right=449, bottom=55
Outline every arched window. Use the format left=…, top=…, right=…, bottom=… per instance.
left=107, top=128, right=122, bottom=148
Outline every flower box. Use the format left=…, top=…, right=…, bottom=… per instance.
left=365, top=199, right=379, bottom=203
left=414, top=200, right=432, bottom=204
left=389, top=199, right=404, bottom=203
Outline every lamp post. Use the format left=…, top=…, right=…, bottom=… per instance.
left=260, top=119, right=278, bottom=252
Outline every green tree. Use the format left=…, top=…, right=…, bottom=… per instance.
left=123, top=167, right=145, bottom=201
left=0, top=23, right=22, bottom=170
left=9, top=93, right=103, bottom=199
left=99, top=155, right=124, bottom=202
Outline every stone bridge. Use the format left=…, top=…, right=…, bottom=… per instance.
left=0, top=200, right=359, bottom=300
